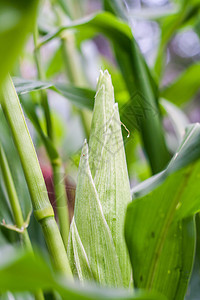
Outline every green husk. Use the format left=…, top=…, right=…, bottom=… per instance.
left=68, top=70, right=132, bottom=287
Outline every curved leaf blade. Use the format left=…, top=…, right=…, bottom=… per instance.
left=13, top=77, right=95, bottom=110
left=125, top=123, right=200, bottom=300
left=161, top=63, right=200, bottom=106
left=0, top=247, right=166, bottom=300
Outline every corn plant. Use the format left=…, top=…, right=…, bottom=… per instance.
left=1, top=1, right=200, bottom=300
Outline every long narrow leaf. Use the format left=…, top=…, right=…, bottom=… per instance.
left=13, top=77, right=95, bottom=110
left=0, top=247, right=166, bottom=300
left=161, top=63, right=200, bottom=106
left=125, top=123, right=200, bottom=300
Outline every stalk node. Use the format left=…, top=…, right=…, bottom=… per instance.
left=34, top=206, right=54, bottom=222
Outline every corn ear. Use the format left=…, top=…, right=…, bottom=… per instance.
left=68, top=70, right=132, bottom=287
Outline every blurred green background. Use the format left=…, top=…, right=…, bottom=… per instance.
left=1, top=0, right=200, bottom=299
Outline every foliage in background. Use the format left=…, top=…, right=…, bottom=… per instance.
left=1, top=0, right=200, bottom=299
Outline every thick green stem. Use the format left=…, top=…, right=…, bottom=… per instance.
left=33, top=22, right=70, bottom=246
left=0, top=75, right=72, bottom=277
left=61, top=34, right=85, bottom=85
left=0, top=144, right=44, bottom=300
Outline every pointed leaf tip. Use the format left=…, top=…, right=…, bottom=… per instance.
left=96, top=69, right=114, bottom=97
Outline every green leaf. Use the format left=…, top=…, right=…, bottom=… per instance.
left=56, top=0, right=74, bottom=19
left=0, top=247, right=166, bottom=300
left=100, top=57, right=129, bottom=104
left=185, top=214, right=200, bottom=300
left=54, top=83, right=94, bottom=110
left=0, top=110, right=32, bottom=226
left=68, top=70, right=132, bottom=287
left=125, top=123, right=200, bottom=300
left=46, top=45, right=64, bottom=78
left=0, top=0, right=38, bottom=86
left=160, top=63, right=200, bottom=106
left=13, top=77, right=53, bottom=94
left=103, top=0, right=128, bottom=21
left=13, top=77, right=95, bottom=110
left=38, top=12, right=132, bottom=47
left=194, top=14, right=200, bottom=38
left=154, top=1, right=200, bottom=78
left=113, top=40, right=170, bottom=174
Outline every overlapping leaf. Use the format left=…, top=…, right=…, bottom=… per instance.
left=161, top=63, right=200, bottom=106
left=125, top=123, right=200, bottom=300
left=0, top=110, right=32, bottom=227
left=0, top=246, right=166, bottom=300
left=13, top=77, right=95, bottom=110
